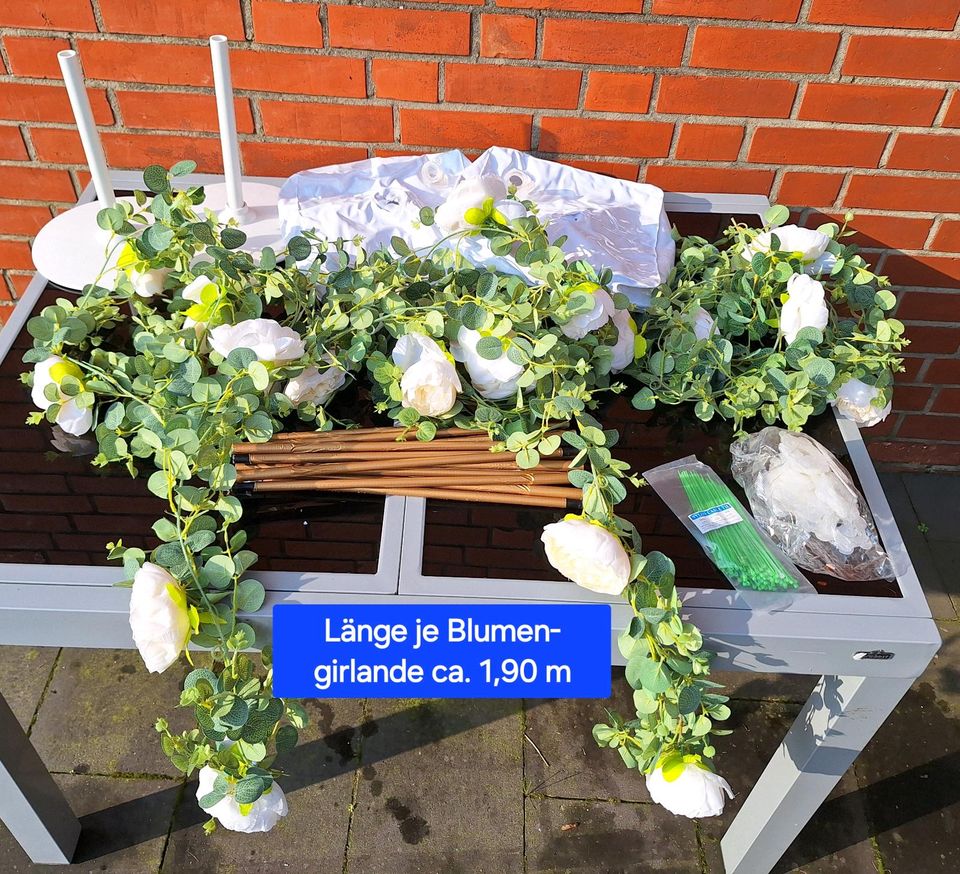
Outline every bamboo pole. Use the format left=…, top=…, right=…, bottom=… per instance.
left=232, top=437, right=506, bottom=456
left=235, top=465, right=574, bottom=485
left=237, top=449, right=533, bottom=467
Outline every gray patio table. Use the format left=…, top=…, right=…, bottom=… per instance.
left=0, top=172, right=941, bottom=874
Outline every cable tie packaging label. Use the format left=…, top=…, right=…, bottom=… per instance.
left=274, top=604, right=611, bottom=698
left=689, top=502, right=741, bottom=533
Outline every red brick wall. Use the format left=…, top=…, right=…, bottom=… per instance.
left=0, top=1, right=958, bottom=467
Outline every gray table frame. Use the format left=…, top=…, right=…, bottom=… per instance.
left=0, top=172, right=940, bottom=874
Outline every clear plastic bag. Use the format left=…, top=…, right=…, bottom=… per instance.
left=643, top=456, right=815, bottom=597
left=730, top=427, right=893, bottom=581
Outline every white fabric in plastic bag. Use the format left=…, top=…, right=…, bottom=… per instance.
left=730, top=427, right=894, bottom=581
left=276, top=147, right=675, bottom=298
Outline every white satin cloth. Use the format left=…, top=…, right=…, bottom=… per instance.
left=276, top=147, right=675, bottom=303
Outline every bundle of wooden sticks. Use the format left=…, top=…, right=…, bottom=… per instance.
left=231, top=427, right=582, bottom=509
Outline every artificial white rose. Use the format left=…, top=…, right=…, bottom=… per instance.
left=209, top=319, right=305, bottom=364
left=30, top=355, right=94, bottom=436
left=435, top=175, right=508, bottom=233
left=646, top=763, right=733, bottom=818
left=128, top=562, right=191, bottom=674
left=129, top=266, right=172, bottom=299
left=559, top=288, right=616, bottom=340
left=451, top=326, right=524, bottom=400
left=540, top=518, right=631, bottom=596
left=606, top=308, right=638, bottom=373
left=284, top=357, right=347, bottom=407
left=392, top=333, right=461, bottom=417
left=693, top=308, right=715, bottom=341
left=744, top=224, right=830, bottom=265
left=494, top=200, right=527, bottom=223
left=780, top=274, right=829, bottom=343
left=832, top=377, right=892, bottom=428
left=196, top=766, right=288, bottom=834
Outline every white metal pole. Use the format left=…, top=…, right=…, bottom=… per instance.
left=57, top=50, right=115, bottom=208
left=209, top=35, right=246, bottom=214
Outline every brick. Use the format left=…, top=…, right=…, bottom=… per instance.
left=327, top=5, right=471, bottom=55
left=539, top=118, right=672, bottom=158
left=892, top=386, right=934, bottom=413
left=560, top=158, right=640, bottom=181
left=644, top=165, right=774, bottom=195
left=247, top=139, right=359, bottom=179
left=946, top=93, right=960, bottom=128
left=117, top=91, right=254, bottom=134
left=657, top=75, right=796, bottom=119
left=846, top=176, right=960, bottom=214
left=926, top=359, right=960, bottom=384
left=231, top=51, right=366, bottom=98
left=691, top=26, right=839, bottom=73
left=932, top=389, right=960, bottom=414
left=675, top=124, right=743, bottom=161
left=844, top=36, right=960, bottom=82
left=749, top=127, right=887, bottom=168
left=481, top=14, right=536, bottom=59
left=0, top=166, right=75, bottom=202
left=654, top=0, right=801, bottom=19
left=838, top=215, right=933, bottom=251
left=495, top=0, right=642, bottom=9
left=895, top=292, right=959, bottom=322
left=26, top=128, right=87, bottom=164
left=883, top=254, right=960, bottom=290
left=400, top=109, right=531, bottom=150
left=446, top=64, right=581, bottom=110
left=809, top=0, right=960, bottom=29
left=97, top=0, right=244, bottom=39
left=252, top=0, right=324, bottom=48
left=776, top=172, right=843, bottom=207
left=77, top=41, right=212, bottom=87
left=100, top=133, right=225, bottom=173
left=899, top=357, right=926, bottom=382
left=260, top=101, right=394, bottom=143
left=799, top=83, right=945, bottom=127
left=0, top=241, right=34, bottom=271
left=0, top=1, right=97, bottom=31
left=3, top=36, right=71, bottom=78
left=584, top=73, right=653, bottom=113
left=0, top=204, right=52, bottom=236
left=897, top=415, right=960, bottom=441
left=868, top=441, right=960, bottom=467
left=887, top=134, right=960, bottom=174
left=0, top=127, right=28, bottom=161
left=542, top=20, right=686, bottom=66
left=898, top=326, right=960, bottom=354
left=0, top=83, right=112, bottom=125
left=373, top=60, right=438, bottom=103
left=932, top=222, right=960, bottom=253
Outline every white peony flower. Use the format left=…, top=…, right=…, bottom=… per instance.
left=451, top=326, right=524, bottom=400
left=744, top=224, right=830, bottom=266
left=128, top=562, right=191, bottom=674
left=209, top=319, right=305, bottom=364
left=129, top=266, right=172, bottom=299
left=196, top=766, right=288, bottom=834
left=559, top=288, right=616, bottom=340
left=541, top=517, right=631, bottom=596
left=780, top=274, right=829, bottom=344
left=31, top=355, right=93, bottom=436
left=284, top=357, right=347, bottom=407
left=693, top=308, right=715, bottom=341
left=646, top=763, right=733, bottom=818
left=392, top=333, right=461, bottom=417
left=832, top=377, right=892, bottom=428
left=494, top=200, right=527, bottom=223
left=435, top=175, right=508, bottom=233
left=607, top=308, right=638, bottom=373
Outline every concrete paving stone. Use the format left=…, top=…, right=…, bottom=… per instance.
left=346, top=698, right=524, bottom=873
left=162, top=697, right=363, bottom=873
left=0, top=773, right=180, bottom=873
left=29, top=649, right=190, bottom=777
left=900, top=474, right=960, bottom=545
left=0, top=645, right=59, bottom=730
left=697, top=699, right=878, bottom=874
left=524, top=795, right=700, bottom=874
left=853, top=627, right=960, bottom=874
left=708, top=669, right=816, bottom=705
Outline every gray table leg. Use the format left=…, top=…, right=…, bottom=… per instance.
left=0, top=690, right=80, bottom=863
left=721, top=673, right=913, bottom=874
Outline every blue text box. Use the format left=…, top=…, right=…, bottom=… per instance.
left=273, top=604, right=611, bottom=698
